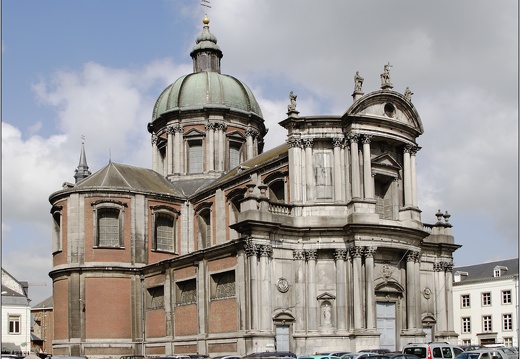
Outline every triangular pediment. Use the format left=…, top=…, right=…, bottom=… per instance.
left=372, top=153, right=401, bottom=169
left=226, top=130, right=246, bottom=140
left=317, top=292, right=336, bottom=300
left=183, top=128, right=206, bottom=137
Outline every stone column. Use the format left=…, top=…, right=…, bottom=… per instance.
left=206, top=123, right=215, bottom=172
left=333, top=138, right=343, bottom=203
left=392, top=178, right=399, bottom=220
left=414, top=252, right=422, bottom=328
left=403, top=145, right=413, bottom=206
left=260, top=245, right=273, bottom=331
left=306, top=250, right=318, bottom=331
left=334, top=249, right=347, bottom=331
left=293, top=250, right=306, bottom=331
left=304, top=138, right=315, bottom=202
left=245, top=240, right=259, bottom=331
left=151, top=134, right=158, bottom=172
left=362, top=135, right=374, bottom=199
left=349, top=134, right=361, bottom=199
left=445, top=261, right=454, bottom=331
left=411, top=146, right=419, bottom=207
left=246, top=128, right=255, bottom=160
left=346, top=250, right=352, bottom=331
left=406, top=251, right=417, bottom=329
left=287, top=137, right=302, bottom=203
left=173, top=124, right=183, bottom=174
left=216, top=123, right=226, bottom=171
left=435, top=261, right=446, bottom=332
left=352, top=246, right=363, bottom=329
left=364, top=246, right=376, bottom=330
left=165, top=126, right=173, bottom=176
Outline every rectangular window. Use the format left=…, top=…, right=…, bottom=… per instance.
left=229, top=142, right=243, bottom=170
left=98, top=208, right=121, bottom=247
left=52, top=211, right=62, bottom=252
left=462, top=317, right=471, bottom=333
left=462, top=340, right=471, bottom=346
left=210, top=271, right=236, bottom=300
left=482, top=315, right=492, bottom=332
left=8, top=315, right=21, bottom=334
left=188, top=140, right=203, bottom=173
left=482, top=292, right=491, bottom=306
left=146, top=286, right=165, bottom=309
left=502, top=290, right=512, bottom=304
left=461, top=294, right=470, bottom=308
left=503, top=337, right=513, bottom=347
left=176, top=279, right=196, bottom=305
left=503, top=313, right=512, bottom=331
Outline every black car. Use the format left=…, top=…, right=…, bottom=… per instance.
left=242, top=352, right=296, bottom=358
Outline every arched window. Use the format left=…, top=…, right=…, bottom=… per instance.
left=51, top=205, right=63, bottom=253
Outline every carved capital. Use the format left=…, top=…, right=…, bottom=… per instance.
left=334, top=249, right=346, bottom=261
left=287, top=137, right=302, bottom=149
left=205, top=123, right=216, bottom=131
left=305, top=249, right=317, bottom=261
left=166, top=126, right=175, bottom=135
left=246, top=128, right=258, bottom=138
left=364, top=246, right=376, bottom=258
left=151, top=134, right=158, bottom=145
left=293, top=249, right=305, bottom=260
left=361, top=134, right=373, bottom=144
left=332, top=138, right=344, bottom=148
left=348, top=133, right=361, bottom=144
left=352, top=246, right=363, bottom=258
left=303, top=138, right=314, bottom=148
left=245, top=240, right=258, bottom=257
left=260, top=244, right=273, bottom=258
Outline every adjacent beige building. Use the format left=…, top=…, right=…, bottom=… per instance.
left=48, top=16, right=461, bottom=357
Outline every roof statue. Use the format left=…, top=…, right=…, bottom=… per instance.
left=287, top=91, right=297, bottom=112
left=354, top=71, right=364, bottom=92
left=404, top=87, right=414, bottom=101
left=380, top=62, right=393, bottom=89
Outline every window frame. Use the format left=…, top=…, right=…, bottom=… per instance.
left=176, top=278, right=197, bottom=306
left=502, top=290, right=512, bottom=305
left=146, top=285, right=165, bottom=310
left=481, top=292, right=491, bottom=306
left=461, top=317, right=471, bottom=333
left=228, top=139, right=244, bottom=170
left=92, top=200, right=127, bottom=248
left=187, top=138, right=204, bottom=174
left=482, top=315, right=492, bottom=332
left=502, top=313, right=513, bottom=331
left=51, top=205, right=63, bottom=253
left=195, top=204, right=212, bottom=249
left=461, top=294, right=471, bottom=308
left=313, top=148, right=334, bottom=201
left=8, top=315, right=21, bottom=334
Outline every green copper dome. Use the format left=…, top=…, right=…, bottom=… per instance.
left=151, top=16, right=263, bottom=121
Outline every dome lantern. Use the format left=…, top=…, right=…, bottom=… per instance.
left=190, top=15, right=223, bottom=73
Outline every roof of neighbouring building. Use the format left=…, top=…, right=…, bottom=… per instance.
left=32, top=296, right=53, bottom=310
left=453, top=258, right=519, bottom=282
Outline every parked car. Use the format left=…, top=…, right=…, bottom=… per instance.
left=212, top=356, right=241, bottom=359
left=403, top=342, right=464, bottom=359
left=456, top=349, right=514, bottom=359
left=459, top=347, right=485, bottom=353
left=389, top=354, right=420, bottom=359
left=341, top=353, right=378, bottom=359
left=243, top=353, right=297, bottom=359
left=360, top=351, right=391, bottom=355
left=297, top=355, right=342, bottom=359
left=317, top=353, right=352, bottom=358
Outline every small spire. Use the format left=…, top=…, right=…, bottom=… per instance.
left=74, top=140, right=91, bottom=183
left=190, top=15, right=222, bottom=73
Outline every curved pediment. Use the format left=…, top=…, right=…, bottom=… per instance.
left=374, top=277, right=405, bottom=294
left=345, top=90, right=424, bottom=135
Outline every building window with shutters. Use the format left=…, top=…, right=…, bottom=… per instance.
left=92, top=200, right=126, bottom=248
left=151, top=206, right=179, bottom=253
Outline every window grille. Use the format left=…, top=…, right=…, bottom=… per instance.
left=98, top=208, right=120, bottom=247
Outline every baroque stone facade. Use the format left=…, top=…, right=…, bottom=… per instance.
left=48, top=16, right=460, bottom=358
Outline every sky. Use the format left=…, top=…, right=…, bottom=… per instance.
left=2, top=1, right=518, bottom=306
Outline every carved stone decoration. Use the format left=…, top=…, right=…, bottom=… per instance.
left=382, top=264, right=393, bottom=281
left=364, top=246, right=376, bottom=258
left=276, top=278, right=290, bottom=293
left=173, top=124, right=184, bottom=133
left=354, top=71, right=364, bottom=92
left=423, top=287, right=432, bottom=299
left=245, top=128, right=259, bottom=138
left=348, top=133, right=360, bottom=144
left=352, top=246, right=363, bottom=258
left=334, top=249, right=346, bottom=261
left=205, top=123, right=215, bottom=131
left=303, top=138, right=314, bottom=148
left=293, top=249, right=305, bottom=260
left=287, top=137, right=302, bottom=149
left=151, top=134, right=158, bottom=145
left=361, top=134, right=373, bottom=144
left=305, top=249, right=317, bottom=261
left=260, top=244, right=273, bottom=258
left=166, top=126, right=175, bottom=134
left=404, top=87, right=414, bottom=101
left=332, top=138, right=343, bottom=148
left=244, top=239, right=258, bottom=257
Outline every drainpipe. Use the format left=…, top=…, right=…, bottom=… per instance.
left=141, top=275, right=146, bottom=356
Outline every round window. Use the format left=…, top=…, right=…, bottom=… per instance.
left=384, top=103, right=396, bottom=117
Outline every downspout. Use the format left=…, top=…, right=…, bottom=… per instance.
left=141, top=275, right=146, bottom=356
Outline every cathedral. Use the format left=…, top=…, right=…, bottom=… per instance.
left=48, top=16, right=460, bottom=358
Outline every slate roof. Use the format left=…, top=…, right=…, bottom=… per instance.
left=32, top=296, right=53, bottom=309
left=75, top=162, right=182, bottom=196
left=453, top=258, right=518, bottom=283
